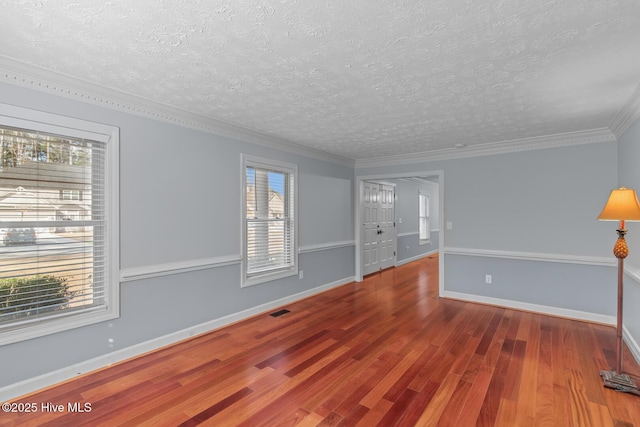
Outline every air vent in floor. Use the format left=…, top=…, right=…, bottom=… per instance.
left=270, top=309, right=290, bottom=317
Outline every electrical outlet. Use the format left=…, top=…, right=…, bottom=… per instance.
left=299, top=270, right=303, bottom=279
left=485, top=274, right=492, bottom=284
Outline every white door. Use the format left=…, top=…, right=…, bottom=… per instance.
left=362, top=181, right=396, bottom=275
left=378, top=184, right=395, bottom=270
left=363, top=181, right=380, bottom=275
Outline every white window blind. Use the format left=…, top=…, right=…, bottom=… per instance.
left=419, top=192, right=430, bottom=244
left=0, top=114, right=117, bottom=343
left=243, top=156, right=297, bottom=286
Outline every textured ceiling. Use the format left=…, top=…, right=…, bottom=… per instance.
left=1, top=0, right=639, bottom=160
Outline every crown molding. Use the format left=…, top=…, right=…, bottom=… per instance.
left=0, top=55, right=626, bottom=170
left=610, top=82, right=640, bottom=138
left=354, top=128, right=617, bottom=168
left=0, top=55, right=355, bottom=168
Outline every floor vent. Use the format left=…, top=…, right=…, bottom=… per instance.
left=270, top=309, right=290, bottom=317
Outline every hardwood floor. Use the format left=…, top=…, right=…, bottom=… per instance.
left=3, top=254, right=640, bottom=426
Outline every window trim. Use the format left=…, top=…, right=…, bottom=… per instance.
left=419, top=191, right=430, bottom=245
left=0, top=103, right=119, bottom=345
left=241, top=154, right=298, bottom=287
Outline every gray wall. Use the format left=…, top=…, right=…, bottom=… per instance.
left=393, top=178, right=440, bottom=263
left=617, top=118, right=640, bottom=350
left=357, top=141, right=619, bottom=317
left=0, top=82, right=355, bottom=388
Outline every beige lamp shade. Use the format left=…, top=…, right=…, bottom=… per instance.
left=598, top=187, right=640, bottom=221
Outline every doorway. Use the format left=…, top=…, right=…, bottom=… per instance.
left=355, top=171, right=445, bottom=296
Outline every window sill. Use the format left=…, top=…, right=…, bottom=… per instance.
left=242, top=268, right=298, bottom=288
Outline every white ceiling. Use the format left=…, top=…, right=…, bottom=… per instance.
left=1, top=0, right=639, bottom=162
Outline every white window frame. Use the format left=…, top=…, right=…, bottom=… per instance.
left=241, top=154, right=298, bottom=287
left=0, top=103, right=119, bottom=345
left=419, top=191, right=430, bottom=245
left=61, top=189, right=82, bottom=201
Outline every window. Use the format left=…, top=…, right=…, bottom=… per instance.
left=242, top=155, right=297, bottom=287
left=0, top=103, right=119, bottom=345
left=61, top=190, right=82, bottom=201
left=419, top=192, right=430, bottom=244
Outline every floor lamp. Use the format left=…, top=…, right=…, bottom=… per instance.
left=598, top=187, right=640, bottom=395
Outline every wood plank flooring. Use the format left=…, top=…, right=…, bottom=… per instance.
left=3, top=254, right=640, bottom=426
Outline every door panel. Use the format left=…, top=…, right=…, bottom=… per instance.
left=378, top=185, right=395, bottom=270
left=363, top=181, right=379, bottom=274
left=362, top=181, right=395, bottom=275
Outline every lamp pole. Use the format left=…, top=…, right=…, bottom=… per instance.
left=614, top=220, right=626, bottom=374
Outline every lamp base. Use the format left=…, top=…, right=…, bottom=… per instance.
left=600, top=370, right=640, bottom=396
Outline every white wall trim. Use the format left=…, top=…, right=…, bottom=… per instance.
left=624, top=262, right=640, bottom=285
left=397, top=232, right=419, bottom=238
left=444, top=247, right=616, bottom=267
left=610, top=82, right=640, bottom=138
left=396, top=250, right=438, bottom=267
left=299, top=240, right=355, bottom=254
left=120, top=239, right=358, bottom=282
left=0, top=56, right=354, bottom=168
left=355, top=128, right=616, bottom=168
left=623, top=325, right=640, bottom=366
left=0, top=275, right=355, bottom=401
left=443, top=290, right=616, bottom=325
left=120, top=255, right=242, bottom=282
left=394, top=231, right=439, bottom=238
left=623, top=263, right=640, bottom=365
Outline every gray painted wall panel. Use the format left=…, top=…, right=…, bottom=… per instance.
left=397, top=232, right=439, bottom=263
left=299, top=174, right=353, bottom=247
left=445, top=254, right=616, bottom=315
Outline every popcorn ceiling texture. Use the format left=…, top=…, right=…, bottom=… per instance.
left=0, top=0, right=639, bottom=159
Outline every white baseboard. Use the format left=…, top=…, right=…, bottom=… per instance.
left=395, top=249, right=438, bottom=267
left=442, top=290, right=616, bottom=325
left=623, top=325, right=640, bottom=366
left=0, top=276, right=354, bottom=402
left=623, top=264, right=640, bottom=365
left=625, top=263, right=640, bottom=284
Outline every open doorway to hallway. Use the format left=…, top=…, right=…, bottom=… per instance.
left=355, top=170, right=444, bottom=296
